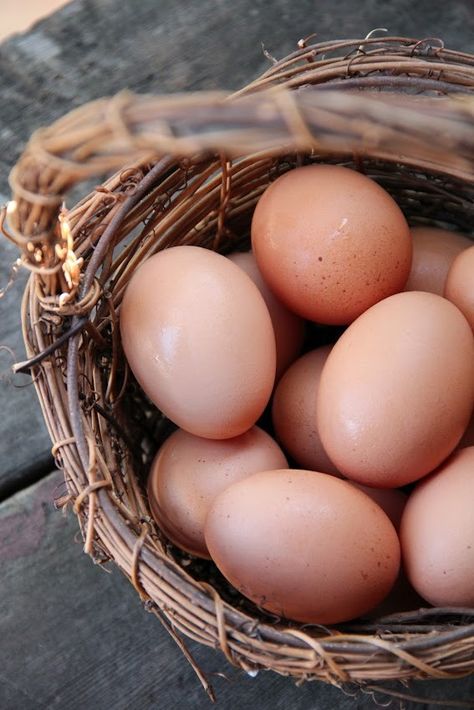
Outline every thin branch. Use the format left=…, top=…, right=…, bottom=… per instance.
left=13, top=318, right=87, bottom=374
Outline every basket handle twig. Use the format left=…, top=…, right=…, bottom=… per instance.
left=3, top=88, right=474, bottom=296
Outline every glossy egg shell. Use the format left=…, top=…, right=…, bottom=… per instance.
left=252, top=165, right=411, bottom=324
left=401, top=447, right=474, bottom=607
left=147, top=426, right=287, bottom=558
left=205, top=469, right=400, bottom=624
left=317, top=291, right=474, bottom=487
left=120, top=246, right=276, bottom=439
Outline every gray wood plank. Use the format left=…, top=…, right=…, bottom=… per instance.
left=0, top=0, right=473, bottom=492
left=0, top=213, right=52, bottom=498
left=1, top=471, right=473, bottom=709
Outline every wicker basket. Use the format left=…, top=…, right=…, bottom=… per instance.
left=3, top=36, right=474, bottom=702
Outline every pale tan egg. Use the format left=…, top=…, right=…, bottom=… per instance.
left=405, top=226, right=471, bottom=295
left=444, top=245, right=474, bottom=331
left=120, top=246, right=276, bottom=439
left=228, top=251, right=305, bottom=379
left=252, top=165, right=411, bottom=324
left=205, top=470, right=400, bottom=624
left=317, top=292, right=474, bottom=487
left=400, top=447, right=474, bottom=607
left=147, top=426, right=287, bottom=558
left=271, top=346, right=339, bottom=475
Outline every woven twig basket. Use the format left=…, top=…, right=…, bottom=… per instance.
left=3, top=36, right=474, bottom=702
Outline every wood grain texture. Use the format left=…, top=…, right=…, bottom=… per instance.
left=0, top=223, right=52, bottom=498
left=1, top=472, right=473, bottom=709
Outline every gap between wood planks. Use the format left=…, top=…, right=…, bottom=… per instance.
left=0, top=457, right=54, bottom=504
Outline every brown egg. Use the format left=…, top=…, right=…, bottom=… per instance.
left=445, top=245, right=474, bottom=331
left=350, top=484, right=407, bottom=531
left=318, top=292, right=474, bottom=487
left=400, top=447, right=474, bottom=607
left=120, top=246, right=276, bottom=439
left=147, top=426, right=287, bottom=558
left=405, top=226, right=472, bottom=295
left=227, top=251, right=305, bottom=379
left=272, top=346, right=339, bottom=475
left=205, top=470, right=400, bottom=624
left=251, top=165, right=411, bottom=325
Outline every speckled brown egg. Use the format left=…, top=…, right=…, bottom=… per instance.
left=147, top=426, right=287, bottom=558
left=405, top=226, right=471, bottom=295
left=401, top=447, right=474, bottom=607
left=228, top=251, right=305, bottom=379
left=251, top=165, right=412, bottom=324
left=317, top=291, right=474, bottom=487
left=271, top=346, right=340, bottom=475
left=445, top=245, right=474, bottom=331
left=120, top=246, right=276, bottom=439
left=205, top=470, right=400, bottom=624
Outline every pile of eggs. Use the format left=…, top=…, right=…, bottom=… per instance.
left=120, top=165, right=474, bottom=625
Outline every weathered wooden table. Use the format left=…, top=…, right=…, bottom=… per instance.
left=1, top=1, right=473, bottom=707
